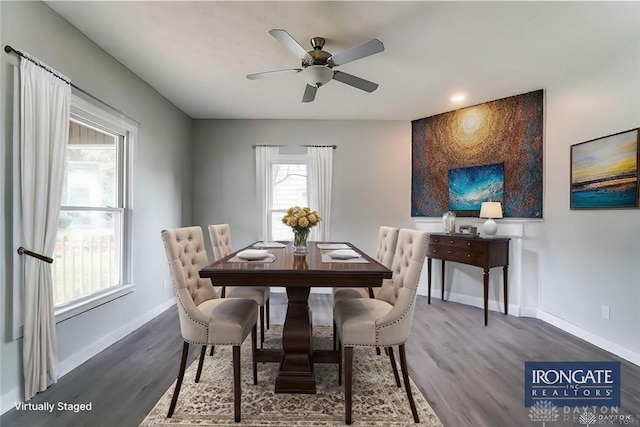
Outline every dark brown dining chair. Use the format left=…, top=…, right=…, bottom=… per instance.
left=161, top=226, right=257, bottom=422
left=333, top=228, right=429, bottom=424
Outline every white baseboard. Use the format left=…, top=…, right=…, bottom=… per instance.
left=0, top=385, right=21, bottom=416
left=1, top=298, right=176, bottom=415
left=56, top=298, right=176, bottom=376
left=417, top=287, right=520, bottom=317
left=536, top=309, right=640, bottom=366
left=518, top=306, right=538, bottom=318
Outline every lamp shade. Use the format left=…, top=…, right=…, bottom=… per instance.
left=479, top=202, right=503, bottom=219
left=302, top=65, right=333, bottom=87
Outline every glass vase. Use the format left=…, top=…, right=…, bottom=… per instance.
left=293, top=228, right=310, bottom=254
left=293, top=254, right=309, bottom=270
left=442, top=211, right=456, bottom=235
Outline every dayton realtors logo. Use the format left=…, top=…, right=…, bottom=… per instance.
left=525, top=362, right=620, bottom=408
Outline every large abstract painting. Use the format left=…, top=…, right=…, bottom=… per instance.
left=570, top=128, right=639, bottom=209
left=412, top=89, right=543, bottom=218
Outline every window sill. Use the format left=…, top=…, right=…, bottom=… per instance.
left=55, top=284, right=135, bottom=324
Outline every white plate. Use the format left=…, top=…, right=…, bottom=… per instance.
left=236, top=249, right=271, bottom=260
left=327, top=249, right=361, bottom=260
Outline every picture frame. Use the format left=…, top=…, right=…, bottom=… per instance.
left=570, top=128, right=639, bottom=209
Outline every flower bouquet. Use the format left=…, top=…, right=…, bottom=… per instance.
left=281, top=206, right=322, bottom=254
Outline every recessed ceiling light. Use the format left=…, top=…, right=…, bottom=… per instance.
left=451, top=94, right=465, bottom=102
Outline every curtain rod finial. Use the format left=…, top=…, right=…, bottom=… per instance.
left=4, top=45, right=13, bottom=53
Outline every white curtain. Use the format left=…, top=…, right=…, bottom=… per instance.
left=19, top=57, right=71, bottom=400
left=308, top=146, right=333, bottom=241
left=255, top=146, right=279, bottom=241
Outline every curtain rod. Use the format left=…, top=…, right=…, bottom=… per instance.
left=4, top=45, right=136, bottom=123
left=252, top=144, right=337, bottom=149
left=4, top=45, right=71, bottom=84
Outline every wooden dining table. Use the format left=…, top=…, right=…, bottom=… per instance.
left=198, top=241, right=392, bottom=394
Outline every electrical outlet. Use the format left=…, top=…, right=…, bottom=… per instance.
left=601, top=305, right=610, bottom=320
left=163, top=279, right=168, bottom=290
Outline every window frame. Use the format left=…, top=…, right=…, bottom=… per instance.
left=51, top=94, right=136, bottom=323
left=267, top=153, right=309, bottom=241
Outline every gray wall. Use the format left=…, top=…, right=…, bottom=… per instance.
left=534, top=34, right=640, bottom=356
left=1, top=1, right=192, bottom=408
left=191, top=119, right=412, bottom=255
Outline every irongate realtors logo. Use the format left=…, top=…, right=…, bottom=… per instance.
left=524, top=361, right=620, bottom=407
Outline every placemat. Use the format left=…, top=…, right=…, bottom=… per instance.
left=316, top=243, right=350, bottom=250
left=321, top=254, right=369, bottom=264
left=252, top=242, right=287, bottom=249
left=228, top=254, right=277, bottom=263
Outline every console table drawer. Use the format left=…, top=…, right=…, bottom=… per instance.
left=429, top=246, right=483, bottom=265
left=429, top=236, right=485, bottom=251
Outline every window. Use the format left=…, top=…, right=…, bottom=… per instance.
left=52, top=94, right=135, bottom=318
left=269, top=154, right=308, bottom=241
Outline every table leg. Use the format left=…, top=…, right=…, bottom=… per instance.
left=483, top=269, right=489, bottom=326
left=427, top=257, right=432, bottom=304
left=503, top=266, right=509, bottom=315
left=441, top=259, right=446, bottom=301
left=275, top=286, right=316, bottom=393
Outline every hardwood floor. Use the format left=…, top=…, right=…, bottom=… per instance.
left=2, top=293, right=638, bottom=427
left=408, top=297, right=640, bottom=427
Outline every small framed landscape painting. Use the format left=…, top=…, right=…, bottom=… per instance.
left=570, top=128, right=639, bottom=209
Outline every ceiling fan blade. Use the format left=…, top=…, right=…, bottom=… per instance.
left=332, top=71, right=379, bottom=93
left=329, top=38, right=384, bottom=66
left=269, top=29, right=313, bottom=62
left=246, top=68, right=302, bottom=80
left=302, top=84, right=317, bottom=103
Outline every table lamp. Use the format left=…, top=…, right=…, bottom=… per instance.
left=479, top=201, right=503, bottom=237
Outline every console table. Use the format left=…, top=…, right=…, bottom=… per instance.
left=427, top=233, right=510, bottom=326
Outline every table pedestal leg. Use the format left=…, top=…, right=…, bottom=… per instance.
left=275, top=286, right=315, bottom=393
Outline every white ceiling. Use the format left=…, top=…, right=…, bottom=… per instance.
left=45, top=1, right=640, bottom=121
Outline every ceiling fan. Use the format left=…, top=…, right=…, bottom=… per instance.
left=247, top=29, right=384, bottom=103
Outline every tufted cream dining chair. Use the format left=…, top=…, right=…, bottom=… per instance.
left=332, top=226, right=399, bottom=361
left=161, top=226, right=258, bottom=422
left=333, top=228, right=429, bottom=424
left=332, top=226, right=399, bottom=303
left=208, top=224, right=271, bottom=349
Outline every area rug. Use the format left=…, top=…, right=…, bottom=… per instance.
left=140, top=325, right=443, bottom=426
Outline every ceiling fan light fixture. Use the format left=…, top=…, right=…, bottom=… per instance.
left=302, top=65, right=333, bottom=88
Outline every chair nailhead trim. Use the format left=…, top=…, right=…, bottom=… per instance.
left=175, top=294, right=208, bottom=328
left=375, top=294, right=416, bottom=345
left=175, top=294, right=246, bottom=346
